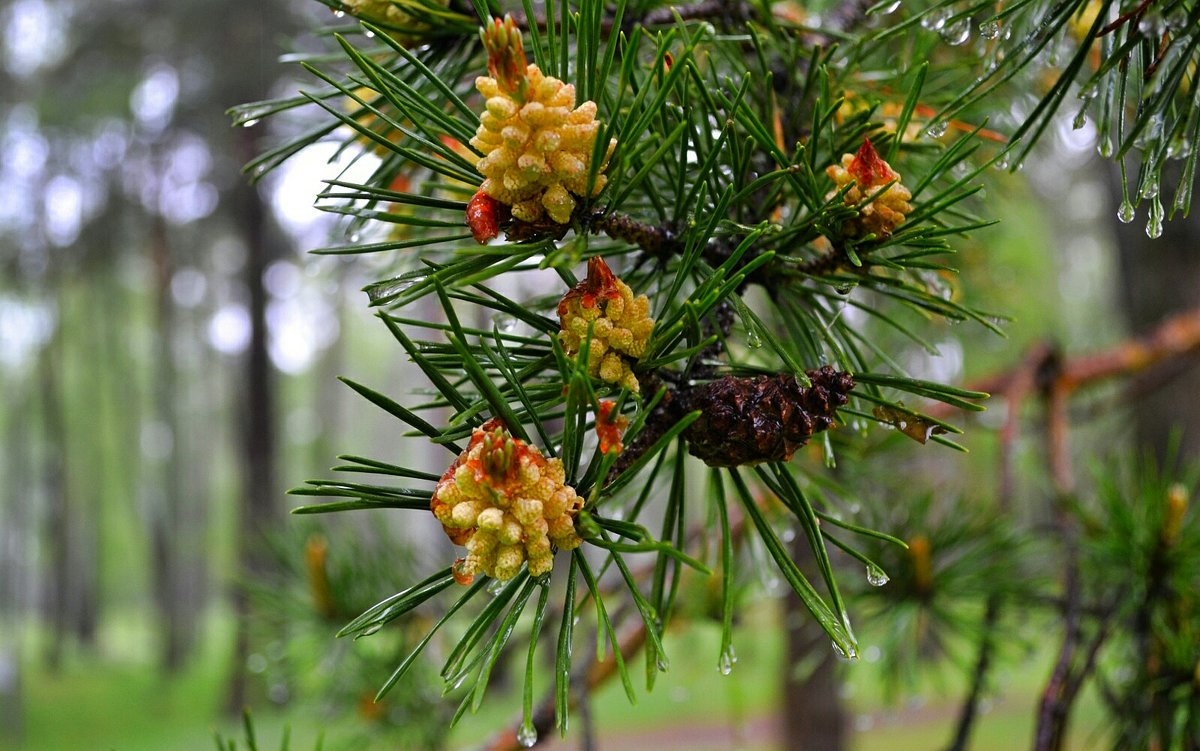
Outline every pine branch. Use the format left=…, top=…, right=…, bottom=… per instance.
left=590, top=211, right=679, bottom=257
left=932, top=306, right=1200, bottom=417
left=247, top=1, right=1030, bottom=729
left=943, top=345, right=1049, bottom=751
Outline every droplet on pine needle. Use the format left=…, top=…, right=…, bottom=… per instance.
left=872, top=404, right=947, bottom=445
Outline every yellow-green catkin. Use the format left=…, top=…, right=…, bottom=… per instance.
left=470, top=15, right=615, bottom=225
left=557, top=257, right=654, bottom=392
left=826, top=138, right=913, bottom=239
left=431, top=420, right=583, bottom=582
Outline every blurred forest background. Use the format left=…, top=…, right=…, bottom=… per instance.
left=1, top=0, right=1198, bottom=749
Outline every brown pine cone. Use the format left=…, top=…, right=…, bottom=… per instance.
left=681, top=366, right=854, bottom=467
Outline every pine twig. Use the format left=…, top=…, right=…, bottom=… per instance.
left=590, top=211, right=679, bottom=256
left=1033, top=360, right=1084, bottom=751
left=945, top=598, right=999, bottom=751
left=931, top=309, right=1200, bottom=751
left=795, top=241, right=862, bottom=276
left=930, top=306, right=1200, bottom=420
left=944, top=346, right=1048, bottom=751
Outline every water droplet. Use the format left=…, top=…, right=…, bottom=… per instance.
left=241, top=118, right=260, bottom=128
left=940, top=19, right=971, bottom=46
left=745, top=329, right=763, bottom=349
left=492, top=313, right=518, bottom=333
left=656, top=655, right=670, bottom=671
left=1146, top=198, right=1163, bottom=239
left=878, top=0, right=901, bottom=14
left=1168, top=136, right=1192, bottom=160
left=333, top=9, right=345, bottom=17
left=866, top=565, right=890, bottom=587
left=834, top=281, right=858, bottom=295
left=1117, top=200, right=1136, bottom=224
left=842, top=612, right=857, bottom=643
left=517, top=723, right=538, bottom=747
left=1174, top=190, right=1190, bottom=213
left=363, top=29, right=375, bottom=38
left=1141, top=179, right=1159, bottom=200
left=718, top=646, right=737, bottom=675
left=1072, top=110, right=1087, bottom=130
left=348, top=232, right=361, bottom=243
left=920, top=7, right=951, bottom=30
left=1097, top=137, right=1113, bottom=158
left=994, top=155, right=1009, bottom=170
left=253, top=164, right=268, bottom=177
left=832, top=640, right=858, bottom=660
left=487, top=578, right=506, bottom=596
left=925, top=121, right=948, bottom=139
left=979, top=19, right=1001, bottom=39
left=1137, top=115, right=1165, bottom=148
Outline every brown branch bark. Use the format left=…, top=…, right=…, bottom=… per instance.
left=929, top=310, right=1200, bottom=751
left=1033, top=370, right=1083, bottom=751
left=945, top=345, right=1049, bottom=751
left=931, top=306, right=1200, bottom=420
left=591, top=212, right=678, bottom=257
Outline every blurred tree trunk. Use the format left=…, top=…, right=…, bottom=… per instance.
left=0, top=384, right=31, bottom=741
left=165, top=0, right=298, bottom=710
left=70, top=266, right=116, bottom=650
left=147, top=212, right=199, bottom=672
left=781, top=535, right=847, bottom=751
left=225, top=127, right=282, bottom=713
left=38, top=310, right=69, bottom=673
left=182, top=286, right=215, bottom=646
left=1111, top=166, right=1200, bottom=461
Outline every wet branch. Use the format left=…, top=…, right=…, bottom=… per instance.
left=923, top=309, right=1200, bottom=751
left=929, top=306, right=1200, bottom=423
left=944, top=345, right=1050, bottom=751
left=1032, top=354, right=1085, bottom=751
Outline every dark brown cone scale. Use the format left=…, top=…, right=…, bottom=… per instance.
left=681, top=366, right=854, bottom=467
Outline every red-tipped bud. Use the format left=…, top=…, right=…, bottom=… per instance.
left=467, top=189, right=505, bottom=244
left=596, top=400, right=630, bottom=454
